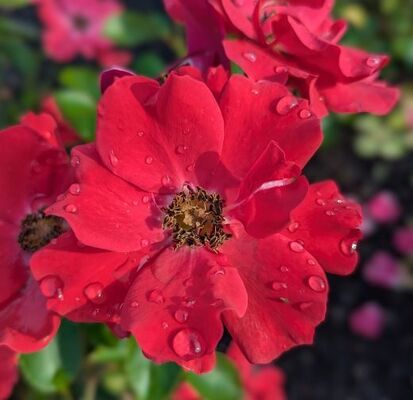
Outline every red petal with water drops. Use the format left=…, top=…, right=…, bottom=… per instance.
left=0, top=346, right=18, bottom=400
left=219, top=75, right=322, bottom=178
left=320, top=80, right=400, bottom=116
left=230, top=141, right=308, bottom=238
left=0, top=275, right=60, bottom=353
left=121, top=247, right=248, bottom=373
left=96, top=73, right=224, bottom=193
left=283, top=181, right=362, bottom=275
left=46, top=144, right=166, bottom=253
left=221, top=233, right=328, bottom=364
left=30, top=231, right=146, bottom=324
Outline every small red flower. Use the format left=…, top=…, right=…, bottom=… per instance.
left=165, top=0, right=399, bottom=116
left=173, top=342, right=286, bottom=400
left=37, top=0, right=130, bottom=66
left=31, top=69, right=361, bottom=372
left=0, top=113, right=73, bottom=353
left=0, top=346, right=18, bottom=400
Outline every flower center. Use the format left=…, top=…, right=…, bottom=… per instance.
left=72, top=15, right=90, bottom=31
left=163, top=186, right=231, bottom=250
left=18, top=211, right=65, bottom=252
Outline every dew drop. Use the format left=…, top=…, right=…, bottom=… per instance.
left=307, top=275, right=327, bottom=292
left=174, top=309, right=189, bottom=323
left=242, top=52, right=257, bottom=62
left=130, top=301, right=139, bottom=308
left=366, top=56, right=381, bottom=68
left=289, top=241, right=304, bottom=253
left=307, top=259, right=316, bottom=266
left=186, top=163, right=195, bottom=172
left=161, top=175, right=172, bottom=186
left=298, top=301, right=313, bottom=311
left=279, top=265, right=289, bottom=273
left=162, top=321, right=169, bottom=329
left=145, top=156, right=154, bottom=165
left=71, top=156, right=80, bottom=167
left=65, top=204, right=78, bottom=214
left=142, top=195, right=150, bottom=204
left=251, top=88, right=259, bottom=95
left=175, top=145, right=188, bottom=155
left=69, top=183, right=81, bottom=195
left=182, top=297, right=196, bottom=308
left=147, top=289, right=165, bottom=304
left=288, top=221, right=300, bottom=233
left=340, top=238, right=358, bottom=256
left=137, top=130, right=145, bottom=137
left=172, top=329, right=204, bottom=358
left=141, top=239, right=149, bottom=247
left=109, top=150, right=119, bottom=167
left=325, top=210, right=335, bottom=216
left=275, top=66, right=288, bottom=74
left=40, top=276, right=63, bottom=299
left=275, top=95, right=298, bottom=115
left=272, top=281, right=288, bottom=290
left=84, top=282, right=104, bottom=303
left=299, top=109, right=312, bottom=119
left=316, top=198, right=326, bottom=206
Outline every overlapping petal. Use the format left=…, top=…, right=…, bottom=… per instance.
left=0, top=346, right=18, bottom=400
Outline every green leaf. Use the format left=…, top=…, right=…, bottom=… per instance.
left=103, top=11, right=170, bottom=47
left=59, top=66, right=100, bottom=99
left=55, top=89, right=97, bottom=142
left=0, top=0, right=31, bottom=9
left=19, top=339, right=62, bottom=394
left=185, top=353, right=243, bottom=400
left=134, top=52, right=166, bottom=78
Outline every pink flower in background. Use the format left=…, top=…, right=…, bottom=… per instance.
left=349, top=302, right=386, bottom=340
left=367, top=191, right=401, bottom=224
left=363, top=251, right=402, bottom=289
left=37, top=0, right=130, bottom=66
left=393, top=227, right=413, bottom=255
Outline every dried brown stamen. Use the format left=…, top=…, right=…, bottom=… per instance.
left=162, top=186, right=231, bottom=251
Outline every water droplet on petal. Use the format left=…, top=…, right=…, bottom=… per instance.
left=40, top=275, right=63, bottom=299
left=137, top=130, right=145, bottom=137
left=147, top=289, right=164, bottom=304
left=289, top=241, right=304, bottom=253
left=84, top=282, right=104, bottom=303
left=288, top=222, right=300, bottom=233
left=325, top=210, right=335, bottom=216
left=316, top=198, right=326, bottom=206
left=275, top=95, right=298, bottom=115
left=142, top=195, right=150, bottom=204
left=109, top=150, right=119, bottom=167
left=186, top=163, right=195, bottom=172
left=182, top=297, right=196, bottom=308
left=340, top=238, right=358, bottom=256
left=307, top=259, right=316, bottom=265
left=272, top=281, right=288, bottom=290
left=141, top=239, right=149, bottom=247
left=243, top=52, right=257, bottom=62
left=174, top=309, right=189, bottom=323
left=298, top=301, right=313, bottom=311
left=251, top=88, right=259, bottom=95
left=275, top=66, right=288, bottom=74
left=172, top=329, right=204, bottom=358
left=71, top=156, right=80, bottom=167
left=69, top=183, right=81, bottom=195
left=161, top=175, right=172, bottom=186
left=307, top=275, right=327, bottom=292
left=145, top=156, right=154, bottom=165
left=366, top=56, right=381, bottom=68
left=176, top=145, right=188, bottom=155
left=130, top=301, right=139, bottom=308
left=299, top=109, right=312, bottom=119
left=279, top=265, right=289, bottom=273
left=162, top=321, right=169, bottom=329
left=65, top=204, right=78, bottom=214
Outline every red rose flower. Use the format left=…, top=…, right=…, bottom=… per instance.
left=0, top=113, right=73, bottom=353
left=0, top=346, right=18, bottom=400
left=31, top=69, right=361, bottom=373
left=173, top=342, right=285, bottom=400
left=164, top=0, right=399, bottom=116
left=37, top=0, right=131, bottom=66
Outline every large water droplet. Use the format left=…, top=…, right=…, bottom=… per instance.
left=175, top=145, right=188, bottom=155
left=145, top=156, right=154, bottom=165
left=174, top=309, right=189, bottom=323
left=65, top=204, right=78, bottom=214
left=84, top=282, right=104, bottom=303
left=299, top=109, right=312, bottom=119
left=242, top=52, right=257, bottom=62
left=272, top=281, right=288, bottom=290
left=40, top=275, right=63, bottom=299
left=289, top=241, right=304, bottom=253
left=109, top=150, right=119, bottom=167
left=69, top=183, right=81, bottom=196
left=172, top=329, right=204, bottom=359
left=307, top=275, right=327, bottom=292
left=340, top=238, right=358, bottom=256
left=275, top=96, right=298, bottom=115
left=147, top=289, right=165, bottom=304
